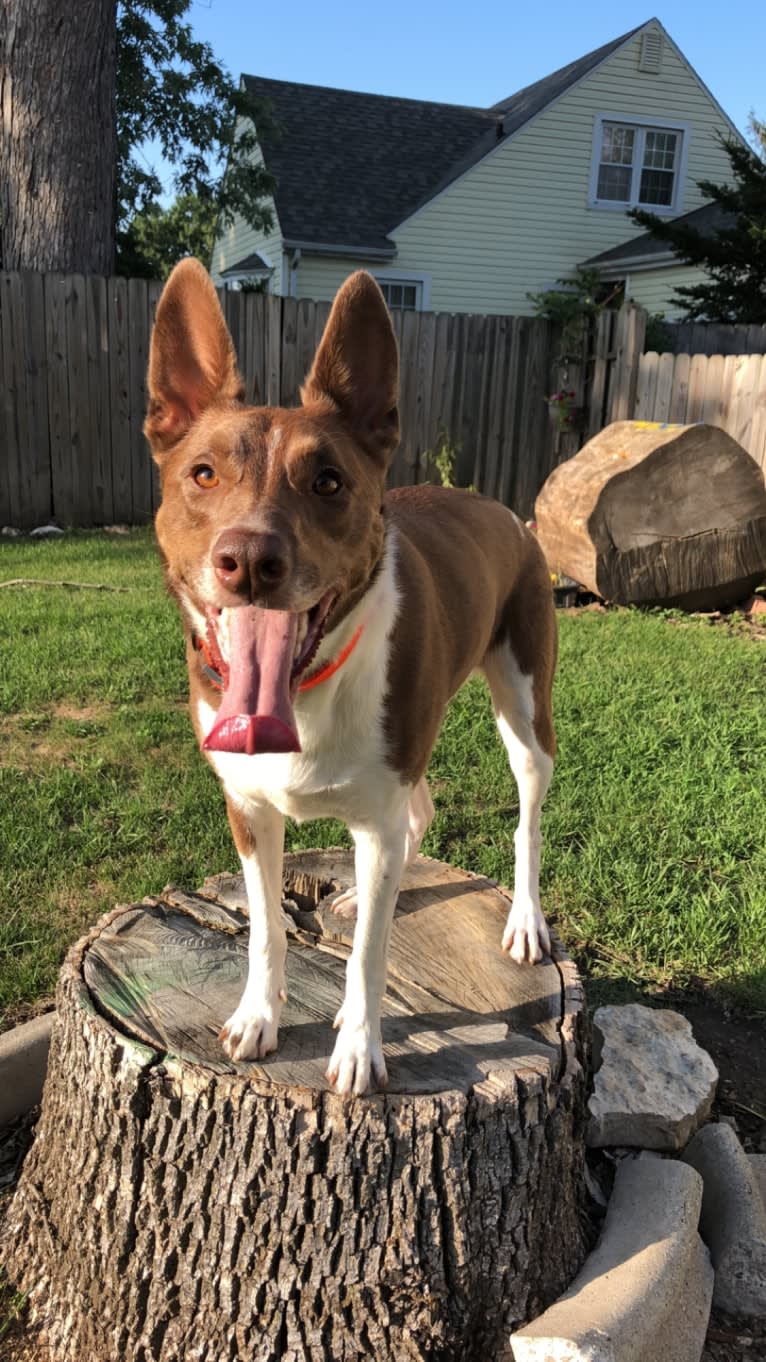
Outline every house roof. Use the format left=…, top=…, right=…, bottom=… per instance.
left=582, top=201, right=735, bottom=269
left=220, top=250, right=274, bottom=277
left=241, top=21, right=649, bottom=253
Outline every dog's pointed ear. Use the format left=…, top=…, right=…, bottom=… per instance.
left=301, top=272, right=399, bottom=465
left=144, top=258, right=244, bottom=456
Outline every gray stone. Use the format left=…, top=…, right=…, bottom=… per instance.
left=749, top=1154, right=766, bottom=1212
left=510, top=1154, right=713, bottom=1362
left=29, top=523, right=64, bottom=537
left=683, top=1123, right=766, bottom=1316
left=587, top=1004, right=718, bottom=1150
left=1, top=525, right=21, bottom=537
left=0, top=1012, right=55, bottom=1126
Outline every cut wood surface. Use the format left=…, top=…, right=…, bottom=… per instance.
left=2, top=852, right=588, bottom=1362
left=535, top=420, right=766, bottom=609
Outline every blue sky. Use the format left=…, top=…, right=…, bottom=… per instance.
left=188, top=0, right=761, bottom=129
left=144, top=1, right=764, bottom=198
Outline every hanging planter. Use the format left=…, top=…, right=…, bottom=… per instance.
left=546, top=389, right=583, bottom=431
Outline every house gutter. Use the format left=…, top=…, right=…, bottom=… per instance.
left=583, top=249, right=677, bottom=279
left=282, top=238, right=396, bottom=261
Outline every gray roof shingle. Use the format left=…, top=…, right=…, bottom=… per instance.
left=582, top=201, right=736, bottom=266
left=242, top=22, right=648, bottom=252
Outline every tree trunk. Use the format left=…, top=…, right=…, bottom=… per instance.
left=535, top=420, right=766, bottom=609
left=1, top=852, right=589, bottom=1362
left=0, top=0, right=117, bottom=273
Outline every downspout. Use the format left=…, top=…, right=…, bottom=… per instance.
left=289, top=248, right=301, bottom=298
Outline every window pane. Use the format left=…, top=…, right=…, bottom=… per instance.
left=597, top=164, right=632, bottom=201
left=639, top=168, right=675, bottom=205
left=601, top=124, right=634, bottom=166
left=377, top=279, right=420, bottom=309
left=644, top=130, right=677, bottom=170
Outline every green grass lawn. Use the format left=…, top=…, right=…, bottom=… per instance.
left=1, top=529, right=765, bottom=1025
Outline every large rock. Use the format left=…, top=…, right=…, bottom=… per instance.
left=587, top=1004, right=718, bottom=1150
left=535, top=421, right=766, bottom=609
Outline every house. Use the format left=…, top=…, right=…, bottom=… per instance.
left=210, top=17, right=741, bottom=318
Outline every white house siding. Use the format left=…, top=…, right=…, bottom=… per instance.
left=390, top=21, right=736, bottom=315
left=627, top=264, right=704, bottom=317
left=210, top=122, right=284, bottom=288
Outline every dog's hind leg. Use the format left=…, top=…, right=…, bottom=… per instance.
left=330, top=775, right=434, bottom=920
left=482, top=611, right=556, bottom=964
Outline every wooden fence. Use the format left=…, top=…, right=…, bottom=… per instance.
left=0, top=272, right=567, bottom=527
left=632, top=350, right=766, bottom=471
left=661, top=320, right=766, bottom=356
left=3, top=273, right=764, bottom=529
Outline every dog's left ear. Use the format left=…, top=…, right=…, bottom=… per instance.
left=301, top=272, right=399, bottom=465
left=145, top=258, right=244, bottom=456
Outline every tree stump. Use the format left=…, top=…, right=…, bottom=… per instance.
left=535, top=420, right=766, bottom=609
left=2, top=852, right=588, bottom=1362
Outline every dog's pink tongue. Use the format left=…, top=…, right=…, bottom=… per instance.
left=203, top=606, right=301, bottom=755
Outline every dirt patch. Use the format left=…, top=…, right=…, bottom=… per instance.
left=0, top=999, right=55, bottom=1036
left=702, top=1311, right=766, bottom=1362
left=51, top=703, right=107, bottom=723
left=675, top=996, right=766, bottom=1151
left=559, top=592, right=766, bottom=640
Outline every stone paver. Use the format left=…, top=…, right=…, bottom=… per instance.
left=510, top=1153, right=713, bottom=1362
left=684, top=1124, right=766, bottom=1317
left=0, top=1013, right=54, bottom=1126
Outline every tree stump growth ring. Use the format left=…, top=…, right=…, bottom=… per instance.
left=2, top=852, right=589, bottom=1361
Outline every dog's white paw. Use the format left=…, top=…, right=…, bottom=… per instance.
left=328, top=885, right=359, bottom=921
left=502, top=902, right=551, bottom=965
left=326, top=1008, right=387, bottom=1095
left=220, top=992, right=284, bottom=1061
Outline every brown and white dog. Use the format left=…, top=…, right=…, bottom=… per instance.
left=145, top=259, right=557, bottom=1095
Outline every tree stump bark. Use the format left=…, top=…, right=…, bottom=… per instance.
left=2, top=852, right=589, bottom=1362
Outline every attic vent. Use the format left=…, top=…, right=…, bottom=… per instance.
left=639, top=31, right=664, bottom=73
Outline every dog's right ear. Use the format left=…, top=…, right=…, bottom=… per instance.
left=144, top=258, right=244, bottom=456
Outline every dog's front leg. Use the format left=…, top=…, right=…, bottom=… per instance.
left=327, top=804, right=409, bottom=1096
left=220, top=798, right=287, bottom=1062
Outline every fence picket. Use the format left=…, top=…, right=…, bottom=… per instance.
left=2, top=277, right=765, bottom=527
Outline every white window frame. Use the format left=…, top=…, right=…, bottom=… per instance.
left=588, top=113, right=689, bottom=215
left=372, top=269, right=431, bottom=312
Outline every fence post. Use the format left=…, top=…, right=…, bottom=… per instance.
left=609, top=304, right=647, bottom=422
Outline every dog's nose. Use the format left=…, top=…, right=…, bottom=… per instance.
left=212, top=528, right=289, bottom=596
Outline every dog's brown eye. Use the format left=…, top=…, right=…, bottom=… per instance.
left=193, top=465, right=219, bottom=489
left=313, top=469, right=343, bottom=496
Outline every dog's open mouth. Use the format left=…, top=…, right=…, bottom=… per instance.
left=202, top=592, right=335, bottom=757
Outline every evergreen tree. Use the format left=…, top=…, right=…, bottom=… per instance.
left=628, top=135, right=766, bottom=322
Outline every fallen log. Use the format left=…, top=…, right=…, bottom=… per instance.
left=1, top=852, right=588, bottom=1362
left=535, top=421, right=766, bottom=609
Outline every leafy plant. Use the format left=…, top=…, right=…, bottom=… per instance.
left=115, top=0, right=276, bottom=275
left=528, top=268, right=623, bottom=357
left=428, top=432, right=474, bottom=490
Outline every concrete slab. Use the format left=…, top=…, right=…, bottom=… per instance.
left=510, top=1153, right=713, bottom=1362
left=684, top=1124, right=766, bottom=1317
left=0, top=1012, right=54, bottom=1126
